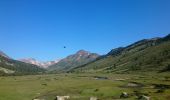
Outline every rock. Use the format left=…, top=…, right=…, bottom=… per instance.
left=126, top=82, right=144, bottom=88
left=94, top=76, right=108, bottom=80
left=138, top=95, right=150, bottom=100
left=55, top=96, right=70, bottom=100
left=120, top=92, right=128, bottom=98
left=90, top=97, right=98, bottom=100
left=114, top=78, right=126, bottom=81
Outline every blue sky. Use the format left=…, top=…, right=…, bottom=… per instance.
left=0, top=0, right=170, bottom=61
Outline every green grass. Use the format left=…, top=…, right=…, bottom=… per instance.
left=72, top=41, right=170, bottom=73
left=0, top=73, right=170, bottom=100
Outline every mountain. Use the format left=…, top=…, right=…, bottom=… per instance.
left=0, top=51, right=10, bottom=59
left=71, top=34, right=170, bottom=73
left=48, top=50, right=99, bottom=72
left=0, top=52, right=45, bottom=76
left=19, top=58, right=60, bottom=68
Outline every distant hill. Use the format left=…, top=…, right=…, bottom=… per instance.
left=48, top=50, right=99, bottom=72
left=0, top=52, right=45, bottom=76
left=19, top=58, right=60, bottom=68
left=71, top=34, right=170, bottom=73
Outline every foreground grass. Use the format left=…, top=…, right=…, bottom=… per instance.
left=0, top=73, right=170, bottom=100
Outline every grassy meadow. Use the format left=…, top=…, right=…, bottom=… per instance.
left=0, top=73, right=170, bottom=100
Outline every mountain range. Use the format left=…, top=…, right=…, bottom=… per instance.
left=0, top=34, right=170, bottom=75
left=71, top=34, right=170, bottom=73
left=0, top=49, right=99, bottom=75
left=0, top=51, right=45, bottom=76
left=19, top=58, right=60, bottom=68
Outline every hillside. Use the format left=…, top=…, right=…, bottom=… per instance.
left=48, top=50, right=99, bottom=72
left=71, top=34, right=170, bottom=73
left=0, top=52, right=45, bottom=76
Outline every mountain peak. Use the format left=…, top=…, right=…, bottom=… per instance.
left=19, top=58, right=60, bottom=68
left=22, top=58, right=36, bottom=61
left=76, top=50, right=89, bottom=55
left=48, top=50, right=99, bottom=71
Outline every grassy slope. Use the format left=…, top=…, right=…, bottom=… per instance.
left=72, top=37, right=170, bottom=73
left=0, top=55, right=45, bottom=75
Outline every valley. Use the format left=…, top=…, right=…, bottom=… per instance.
left=0, top=34, right=170, bottom=100
left=0, top=73, right=170, bottom=100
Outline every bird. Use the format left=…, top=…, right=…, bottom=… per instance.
left=63, top=46, right=66, bottom=48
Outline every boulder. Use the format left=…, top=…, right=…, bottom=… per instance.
left=120, top=92, right=128, bottom=98
left=138, top=95, right=150, bottom=100
left=55, top=96, right=70, bottom=100
left=90, top=97, right=98, bottom=100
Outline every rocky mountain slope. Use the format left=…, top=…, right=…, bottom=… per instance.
left=71, top=34, right=170, bottom=73
left=19, top=58, right=60, bottom=68
left=0, top=51, right=10, bottom=59
left=48, top=50, right=99, bottom=72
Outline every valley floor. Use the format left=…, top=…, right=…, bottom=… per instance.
left=0, top=73, right=170, bottom=100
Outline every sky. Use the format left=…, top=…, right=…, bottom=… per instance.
left=0, top=0, right=170, bottom=61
